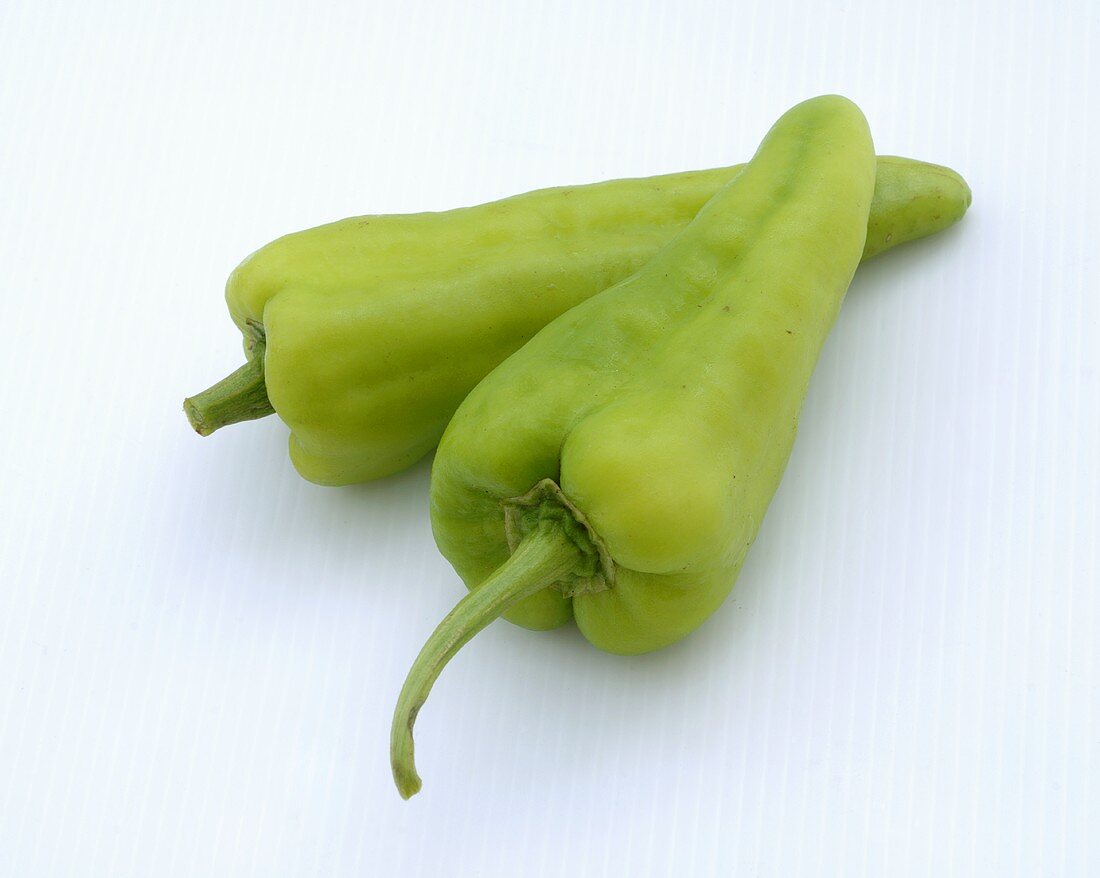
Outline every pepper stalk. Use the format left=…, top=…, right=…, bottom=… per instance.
left=390, top=521, right=585, bottom=799
left=183, top=321, right=274, bottom=435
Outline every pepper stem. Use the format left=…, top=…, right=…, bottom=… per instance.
left=390, top=523, right=584, bottom=799
left=183, top=334, right=274, bottom=436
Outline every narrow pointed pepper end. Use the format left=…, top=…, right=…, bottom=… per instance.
left=390, top=523, right=585, bottom=799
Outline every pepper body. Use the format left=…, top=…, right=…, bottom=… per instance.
left=186, top=156, right=970, bottom=485
left=392, top=95, right=879, bottom=797
left=429, top=94, right=876, bottom=646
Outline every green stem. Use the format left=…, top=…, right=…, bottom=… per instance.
left=390, top=523, right=584, bottom=799
left=183, top=335, right=274, bottom=436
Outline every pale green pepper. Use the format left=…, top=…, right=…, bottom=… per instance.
left=391, top=95, right=885, bottom=797
left=185, top=154, right=969, bottom=485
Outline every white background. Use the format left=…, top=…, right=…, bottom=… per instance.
left=1, top=1, right=1096, bottom=875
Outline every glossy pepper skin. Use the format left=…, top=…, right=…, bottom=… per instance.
left=184, top=156, right=970, bottom=485
left=391, top=95, right=879, bottom=798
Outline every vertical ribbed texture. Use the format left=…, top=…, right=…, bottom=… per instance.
left=0, top=0, right=1095, bottom=875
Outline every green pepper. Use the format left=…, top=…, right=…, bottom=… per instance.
left=184, top=155, right=969, bottom=486
left=390, top=95, right=884, bottom=798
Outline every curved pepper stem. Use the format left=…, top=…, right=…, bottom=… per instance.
left=183, top=335, right=274, bottom=436
left=391, top=523, right=583, bottom=799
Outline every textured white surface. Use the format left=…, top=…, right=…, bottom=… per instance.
left=1, top=1, right=1097, bottom=875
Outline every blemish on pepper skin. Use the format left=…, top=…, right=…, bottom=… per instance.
left=885, top=233, right=893, bottom=243
left=722, top=305, right=730, bottom=312
left=786, top=329, right=793, bottom=335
